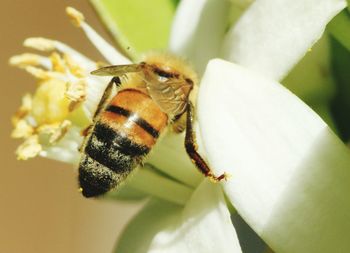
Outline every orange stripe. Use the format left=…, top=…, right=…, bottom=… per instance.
left=109, top=89, right=168, bottom=131
left=100, top=89, right=168, bottom=148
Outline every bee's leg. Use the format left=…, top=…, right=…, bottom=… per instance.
left=93, top=76, right=121, bottom=118
left=78, top=77, right=121, bottom=151
left=172, top=111, right=187, bottom=133
left=81, top=124, right=92, bottom=137
left=184, top=102, right=228, bottom=182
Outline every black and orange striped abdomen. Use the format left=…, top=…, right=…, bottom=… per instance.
left=78, top=88, right=168, bottom=197
left=102, top=89, right=168, bottom=147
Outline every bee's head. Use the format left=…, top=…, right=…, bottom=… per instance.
left=141, top=52, right=198, bottom=85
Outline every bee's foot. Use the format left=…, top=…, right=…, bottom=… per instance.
left=208, top=172, right=231, bottom=183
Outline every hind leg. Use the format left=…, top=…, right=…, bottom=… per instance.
left=184, top=102, right=228, bottom=182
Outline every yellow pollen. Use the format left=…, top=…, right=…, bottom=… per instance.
left=16, top=135, right=42, bottom=160
left=11, top=119, right=34, bottom=139
left=25, top=66, right=62, bottom=80
left=49, top=120, right=72, bottom=144
left=66, top=7, right=85, bottom=27
left=9, top=54, right=42, bottom=68
left=50, top=52, right=66, bottom=73
left=31, top=79, right=70, bottom=125
left=65, top=80, right=87, bottom=111
left=24, top=37, right=56, bottom=52
left=12, top=93, right=33, bottom=124
left=63, top=54, right=84, bottom=77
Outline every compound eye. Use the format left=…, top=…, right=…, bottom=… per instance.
left=154, top=69, right=172, bottom=79
left=157, top=70, right=172, bottom=78
left=151, top=69, right=170, bottom=83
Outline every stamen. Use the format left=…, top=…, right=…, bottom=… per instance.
left=24, top=37, right=56, bottom=51
left=25, top=66, right=66, bottom=80
left=12, top=93, right=32, bottom=123
left=24, top=37, right=96, bottom=70
left=66, top=6, right=131, bottom=65
left=66, top=7, right=84, bottom=27
left=49, top=120, right=72, bottom=144
left=39, top=127, right=82, bottom=164
left=65, top=79, right=87, bottom=111
left=63, top=54, right=85, bottom=77
left=9, top=53, right=51, bottom=69
left=11, top=119, right=34, bottom=139
left=50, top=52, right=66, bottom=72
left=16, top=135, right=42, bottom=160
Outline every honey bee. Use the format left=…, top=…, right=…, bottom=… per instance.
left=78, top=53, right=227, bottom=198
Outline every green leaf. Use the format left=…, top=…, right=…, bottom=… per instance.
left=330, top=37, right=350, bottom=141
left=282, top=35, right=337, bottom=129
left=89, top=0, right=177, bottom=60
left=327, top=10, right=350, bottom=52
left=171, top=0, right=181, bottom=6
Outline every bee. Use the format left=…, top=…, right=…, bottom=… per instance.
left=78, top=53, right=227, bottom=198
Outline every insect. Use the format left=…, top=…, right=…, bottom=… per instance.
left=78, top=53, right=227, bottom=198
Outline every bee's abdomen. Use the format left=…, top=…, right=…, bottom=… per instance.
left=101, top=88, right=168, bottom=148
left=79, top=122, right=150, bottom=197
left=79, top=89, right=168, bottom=198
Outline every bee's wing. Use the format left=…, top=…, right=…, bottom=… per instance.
left=147, top=79, right=193, bottom=116
left=91, top=64, right=142, bottom=76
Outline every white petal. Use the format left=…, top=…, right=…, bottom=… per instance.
left=40, top=127, right=82, bottom=164
left=126, top=166, right=194, bottom=206
left=149, top=180, right=242, bottom=253
left=83, top=76, right=110, bottom=118
left=198, top=59, right=350, bottom=253
left=221, top=0, right=346, bottom=80
left=147, top=133, right=202, bottom=188
left=169, top=0, right=230, bottom=73
left=114, top=199, right=182, bottom=253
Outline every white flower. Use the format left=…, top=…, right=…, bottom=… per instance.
left=10, top=1, right=350, bottom=253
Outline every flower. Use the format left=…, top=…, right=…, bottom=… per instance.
left=10, top=1, right=350, bottom=253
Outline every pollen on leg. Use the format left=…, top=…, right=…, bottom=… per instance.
left=207, top=171, right=231, bottom=183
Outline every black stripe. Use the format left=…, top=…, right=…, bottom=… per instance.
left=106, top=105, right=160, bottom=138
left=93, top=123, right=150, bottom=156
left=85, top=141, right=134, bottom=174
